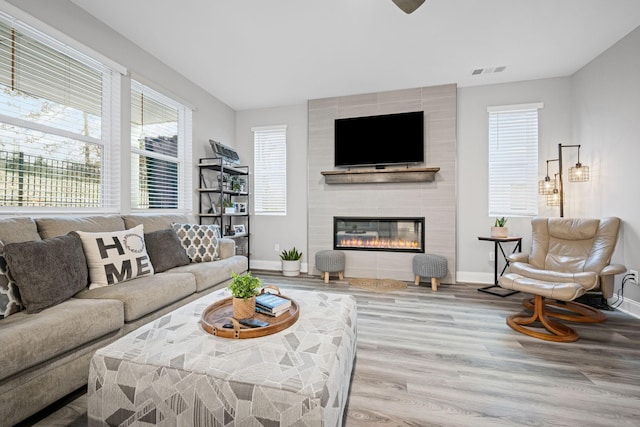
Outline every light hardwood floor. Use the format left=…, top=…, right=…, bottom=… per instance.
left=29, top=274, right=640, bottom=427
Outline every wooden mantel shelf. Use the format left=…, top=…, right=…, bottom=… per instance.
left=321, top=167, right=440, bottom=184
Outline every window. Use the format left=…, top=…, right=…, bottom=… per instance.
left=253, top=125, right=286, bottom=215
left=487, top=103, right=543, bottom=217
left=0, top=11, right=120, bottom=211
left=130, top=80, right=192, bottom=211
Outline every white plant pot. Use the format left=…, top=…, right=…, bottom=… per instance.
left=281, top=259, right=301, bottom=277
left=491, top=226, right=509, bottom=238
left=225, top=207, right=236, bottom=214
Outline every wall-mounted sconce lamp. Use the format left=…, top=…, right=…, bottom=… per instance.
left=540, top=144, right=589, bottom=217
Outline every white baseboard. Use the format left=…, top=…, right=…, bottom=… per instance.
left=455, top=271, right=494, bottom=285
left=609, top=296, right=640, bottom=319
left=249, top=259, right=309, bottom=273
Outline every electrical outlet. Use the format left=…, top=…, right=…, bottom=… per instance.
left=489, top=252, right=495, bottom=262
left=630, top=269, right=638, bottom=284
left=274, top=243, right=280, bottom=252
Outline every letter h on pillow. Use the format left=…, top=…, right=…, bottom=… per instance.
left=76, top=225, right=154, bottom=289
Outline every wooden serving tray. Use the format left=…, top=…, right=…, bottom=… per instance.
left=201, top=288, right=299, bottom=339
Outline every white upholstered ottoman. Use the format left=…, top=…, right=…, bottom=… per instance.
left=88, top=288, right=357, bottom=426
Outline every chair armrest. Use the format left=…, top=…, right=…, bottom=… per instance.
left=507, top=252, right=529, bottom=263
left=601, top=264, right=626, bottom=276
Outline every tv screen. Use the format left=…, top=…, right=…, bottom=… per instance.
left=334, top=111, right=424, bottom=167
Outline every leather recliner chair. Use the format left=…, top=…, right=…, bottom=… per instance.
left=498, top=217, right=626, bottom=341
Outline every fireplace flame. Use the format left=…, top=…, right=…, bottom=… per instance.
left=337, top=238, right=421, bottom=250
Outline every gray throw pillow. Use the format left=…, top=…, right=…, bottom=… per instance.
left=171, top=223, right=221, bottom=263
left=3, top=232, right=89, bottom=314
left=144, top=229, right=191, bottom=273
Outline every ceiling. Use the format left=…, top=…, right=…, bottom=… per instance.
left=70, top=0, right=640, bottom=111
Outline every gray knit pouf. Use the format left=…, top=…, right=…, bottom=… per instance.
left=315, top=250, right=345, bottom=284
left=412, top=254, right=448, bottom=291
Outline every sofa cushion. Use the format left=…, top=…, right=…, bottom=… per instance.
left=74, top=272, right=196, bottom=322
left=0, top=297, right=124, bottom=382
left=36, top=215, right=126, bottom=239
left=76, top=225, right=154, bottom=289
left=122, top=214, right=192, bottom=232
left=171, top=223, right=221, bottom=263
left=169, top=255, right=248, bottom=292
left=3, top=233, right=88, bottom=313
left=145, top=229, right=191, bottom=273
left=0, top=218, right=42, bottom=318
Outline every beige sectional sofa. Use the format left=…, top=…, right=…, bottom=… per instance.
left=0, top=214, right=248, bottom=427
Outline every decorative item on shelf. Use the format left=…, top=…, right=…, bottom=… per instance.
left=230, top=175, right=245, bottom=192
left=540, top=144, right=590, bottom=217
left=223, top=198, right=235, bottom=214
left=280, top=247, right=303, bottom=277
left=228, top=272, right=261, bottom=319
left=491, top=217, right=509, bottom=238
left=233, top=224, right=245, bottom=235
left=209, top=139, right=240, bottom=165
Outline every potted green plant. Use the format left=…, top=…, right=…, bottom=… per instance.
left=228, top=272, right=262, bottom=319
left=223, top=197, right=235, bottom=214
left=491, top=217, right=509, bottom=238
left=280, top=247, right=302, bottom=277
left=230, top=175, right=244, bottom=192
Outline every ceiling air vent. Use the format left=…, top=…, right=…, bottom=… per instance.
left=472, top=66, right=507, bottom=75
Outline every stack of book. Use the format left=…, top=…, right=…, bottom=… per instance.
left=255, top=293, right=291, bottom=317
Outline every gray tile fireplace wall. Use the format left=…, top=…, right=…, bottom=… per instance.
left=307, top=84, right=457, bottom=283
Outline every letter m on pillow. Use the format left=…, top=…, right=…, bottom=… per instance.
left=77, top=225, right=155, bottom=289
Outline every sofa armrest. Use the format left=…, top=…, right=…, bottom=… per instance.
left=601, top=263, right=626, bottom=277
left=218, top=238, right=236, bottom=260
left=507, top=252, right=529, bottom=263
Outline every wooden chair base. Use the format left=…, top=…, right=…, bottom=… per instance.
left=523, top=298, right=606, bottom=323
left=507, top=295, right=579, bottom=342
left=323, top=271, right=344, bottom=284
left=414, top=275, right=439, bottom=291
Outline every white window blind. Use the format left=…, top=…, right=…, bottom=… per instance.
left=488, top=103, right=542, bottom=217
left=130, top=80, right=192, bottom=211
left=0, top=11, right=120, bottom=211
left=253, top=125, right=287, bottom=215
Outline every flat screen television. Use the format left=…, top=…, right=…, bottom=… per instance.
left=334, top=111, right=424, bottom=167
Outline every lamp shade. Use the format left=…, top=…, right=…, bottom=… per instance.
left=546, top=193, right=561, bottom=206
left=568, top=163, right=589, bottom=182
left=538, top=178, right=555, bottom=195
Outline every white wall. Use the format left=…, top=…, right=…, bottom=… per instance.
left=235, top=105, right=308, bottom=271
left=571, top=26, right=640, bottom=309
left=456, top=77, right=572, bottom=283
left=6, top=0, right=236, bottom=214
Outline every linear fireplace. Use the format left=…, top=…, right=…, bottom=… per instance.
left=334, top=217, right=425, bottom=253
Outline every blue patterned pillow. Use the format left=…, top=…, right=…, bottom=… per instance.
left=171, top=223, right=221, bottom=263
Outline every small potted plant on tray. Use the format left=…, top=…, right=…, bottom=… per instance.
left=228, top=272, right=262, bottom=319
left=280, top=247, right=302, bottom=277
left=491, top=217, right=509, bottom=238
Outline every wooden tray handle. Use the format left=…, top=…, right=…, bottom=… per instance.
left=261, top=285, right=281, bottom=295
left=203, top=316, right=242, bottom=339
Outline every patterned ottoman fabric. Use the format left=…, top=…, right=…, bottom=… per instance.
left=88, top=288, right=357, bottom=427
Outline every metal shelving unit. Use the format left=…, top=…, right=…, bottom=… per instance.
left=197, top=157, right=250, bottom=266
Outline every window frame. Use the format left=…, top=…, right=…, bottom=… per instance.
left=487, top=103, right=543, bottom=218
left=129, top=79, right=193, bottom=213
left=0, top=10, right=122, bottom=214
left=252, top=125, right=287, bottom=216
